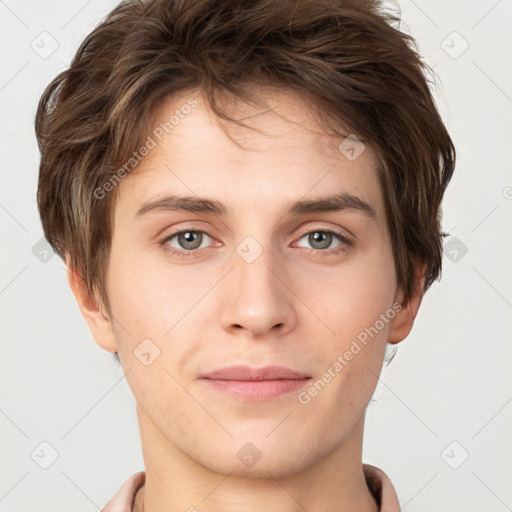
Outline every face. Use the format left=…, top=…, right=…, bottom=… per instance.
left=85, top=87, right=412, bottom=478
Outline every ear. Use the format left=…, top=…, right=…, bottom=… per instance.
left=387, top=262, right=426, bottom=345
left=66, top=255, right=118, bottom=353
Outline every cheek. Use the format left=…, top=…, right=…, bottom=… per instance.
left=106, top=245, right=197, bottom=334
left=107, top=247, right=212, bottom=385
left=301, top=245, right=396, bottom=346
left=295, top=243, right=396, bottom=406
left=296, top=279, right=393, bottom=436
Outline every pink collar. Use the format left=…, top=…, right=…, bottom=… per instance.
left=102, top=464, right=400, bottom=511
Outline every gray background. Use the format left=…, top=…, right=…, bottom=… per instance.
left=1, top=0, right=511, bottom=510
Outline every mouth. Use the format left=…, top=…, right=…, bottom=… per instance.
left=200, top=365, right=312, bottom=400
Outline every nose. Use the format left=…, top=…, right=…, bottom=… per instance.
left=219, top=242, right=297, bottom=339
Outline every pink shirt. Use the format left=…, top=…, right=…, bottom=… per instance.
left=101, top=464, right=400, bottom=511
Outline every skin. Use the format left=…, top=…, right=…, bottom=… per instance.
left=68, top=86, right=424, bottom=512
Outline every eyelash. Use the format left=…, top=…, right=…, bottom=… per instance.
left=159, top=227, right=354, bottom=259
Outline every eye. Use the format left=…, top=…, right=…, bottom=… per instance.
left=161, top=229, right=214, bottom=257
left=294, top=229, right=353, bottom=254
left=159, top=227, right=354, bottom=259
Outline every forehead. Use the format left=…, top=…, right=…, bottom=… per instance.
left=148, top=86, right=355, bottom=158
left=115, top=86, right=385, bottom=228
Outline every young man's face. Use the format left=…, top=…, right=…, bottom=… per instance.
left=74, top=87, right=419, bottom=478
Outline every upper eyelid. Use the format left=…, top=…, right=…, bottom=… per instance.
left=295, top=225, right=348, bottom=238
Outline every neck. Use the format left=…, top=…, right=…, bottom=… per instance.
left=134, top=405, right=378, bottom=512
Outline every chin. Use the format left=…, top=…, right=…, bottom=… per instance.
left=201, top=454, right=310, bottom=479
left=192, top=436, right=321, bottom=479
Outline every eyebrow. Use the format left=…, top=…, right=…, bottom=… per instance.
left=135, top=193, right=377, bottom=220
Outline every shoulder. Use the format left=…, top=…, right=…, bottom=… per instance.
left=363, top=463, right=401, bottom=512
left=101, top=471, right=146, bottom=512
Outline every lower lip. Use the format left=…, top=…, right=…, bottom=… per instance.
left=201, top=378, right=311, bottom=400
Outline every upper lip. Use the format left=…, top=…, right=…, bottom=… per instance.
left=201, top=365, right=310, bottom=381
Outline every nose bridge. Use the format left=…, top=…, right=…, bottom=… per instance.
left=219, top=231, right=296, bottom=336
left=235, top=234, right=281, bottom=293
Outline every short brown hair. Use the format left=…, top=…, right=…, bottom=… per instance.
left=35, top=0, right=455, bottom=319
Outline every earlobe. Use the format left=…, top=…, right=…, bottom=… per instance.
left=387, top=266, right=426, bottom=345
left=65, top=255, right=118, bottom=353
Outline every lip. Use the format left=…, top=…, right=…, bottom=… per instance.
left=202, top=365, right=310, bottom=381
left=200, top=365, right=311, bottom=400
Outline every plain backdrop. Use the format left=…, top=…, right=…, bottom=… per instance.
left=1, top=1, right=511, bottom=510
